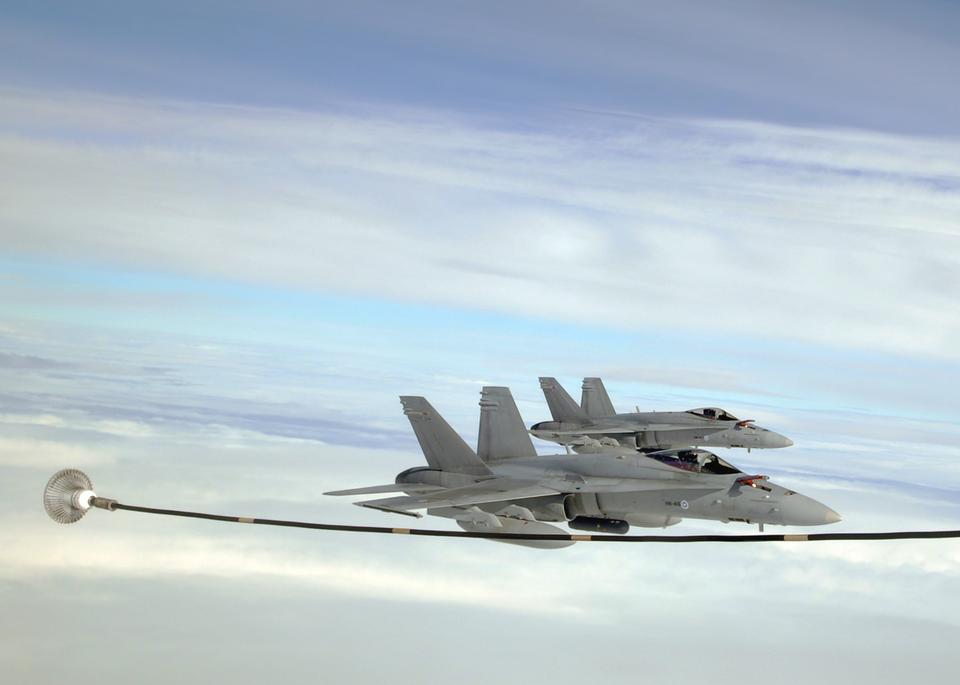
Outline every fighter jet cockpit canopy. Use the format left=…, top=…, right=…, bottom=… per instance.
left=647, top=448, right=742, bottom=475
left=687, top=407, right=739, bottom=421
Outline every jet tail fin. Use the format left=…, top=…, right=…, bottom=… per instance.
left=581, top=377, right=617, bottom=418
left=400, top=396, right=491, bottom=475
left=539, top=377, right=588, bottom=422
left=478, top=387, right=537, bottom=461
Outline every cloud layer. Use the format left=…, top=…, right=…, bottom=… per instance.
left=3, top=299, right=959, bottom=684
left=3, top=89, right=960, bottom=359
left=3, top=4, right=960, bottom=682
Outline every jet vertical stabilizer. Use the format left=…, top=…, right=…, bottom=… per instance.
left=581, top=377, right=616, bottom=418
left=400, top=396, right=491, bottom=475
left=539, top=377, right=588, bottom=422
left=478, top=387, right=538, bottom=461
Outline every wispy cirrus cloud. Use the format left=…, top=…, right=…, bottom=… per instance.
left=2, top=89, right=959, bottom=359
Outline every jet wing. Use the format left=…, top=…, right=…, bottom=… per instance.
left=324, top=483, right=443, bottom=496
left=536, top=424, right=732, bottom=438
left=355, top=477, right=727, bottom=514
left=355, top=479, right=559, bottom=513
left=538, top=478, right=725, bottom=495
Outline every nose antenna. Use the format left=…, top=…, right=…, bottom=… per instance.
left=43, top=468, right=117, bottom=524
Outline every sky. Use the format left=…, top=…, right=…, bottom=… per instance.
left=1, top=1, right=959, bottom=683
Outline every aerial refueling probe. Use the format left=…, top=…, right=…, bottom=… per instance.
left=43, top=469, right=960, bottom=544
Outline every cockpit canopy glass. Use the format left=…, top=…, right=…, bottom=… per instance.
left=647, top=449, right=741, bottom=475
left=687, top=407, right=739, bottom=421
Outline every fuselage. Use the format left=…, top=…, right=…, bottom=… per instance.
left=396, top=448, right=839, bottom=529
left=530, top=409, right=794, bottom=450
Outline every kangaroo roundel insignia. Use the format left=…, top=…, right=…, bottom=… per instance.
left=680, top=500, right=689, bottom=510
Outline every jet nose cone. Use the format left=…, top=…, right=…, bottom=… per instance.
left=780, top=494, right=841, bottom=526
left=763, top=431, right=793, bottom=448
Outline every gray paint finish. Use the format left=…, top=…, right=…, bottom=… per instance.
left=328, top=388, right=838, bottom=547
left=532, top=376, right=794, bottom=450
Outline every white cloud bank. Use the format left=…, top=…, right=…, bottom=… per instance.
left=1, top=88, right=959, bottom=359
left=1, top=524, right=594, bottom=618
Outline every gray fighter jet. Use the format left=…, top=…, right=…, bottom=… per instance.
left=325, top=387, right=838, bottom=549
left=530, top=377, right=793, bottom=451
